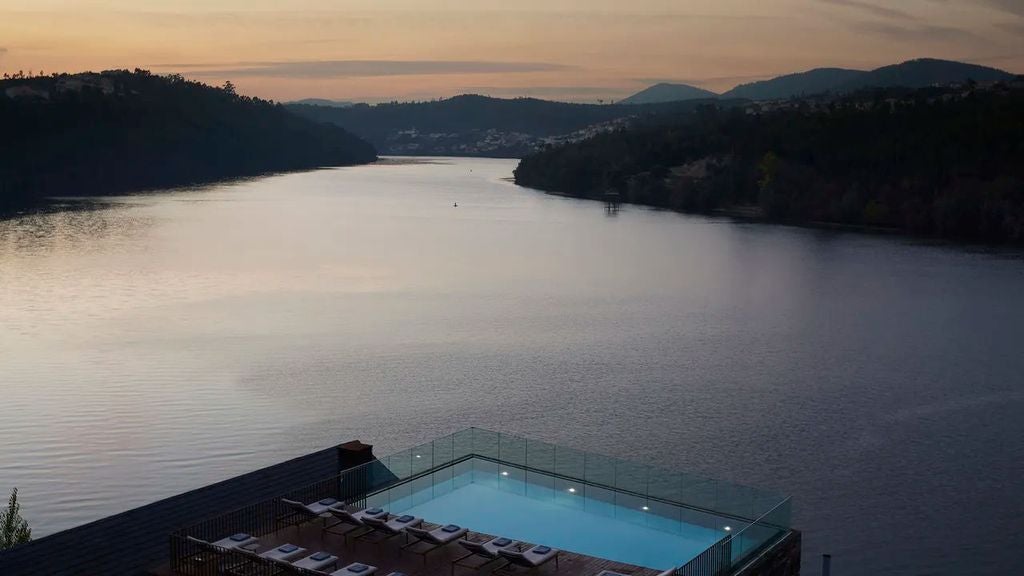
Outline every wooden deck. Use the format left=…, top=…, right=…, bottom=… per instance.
left=159, top=517, right=663, bottom=576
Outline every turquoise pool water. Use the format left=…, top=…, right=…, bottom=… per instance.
left=379, top=462, right=724, bottom=570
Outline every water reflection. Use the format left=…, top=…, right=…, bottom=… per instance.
left=1, top=159, right=1023, bottom=576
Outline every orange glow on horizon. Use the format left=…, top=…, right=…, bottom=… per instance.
left=1, top=0, right=1021, bottom=102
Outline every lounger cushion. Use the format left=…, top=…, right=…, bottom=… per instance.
left=366, top=507, right=384, bottom=515
left=319, top=498, right=339, bottom=506
left=230, top=533, right=251, bottom=542
left=348, top=564, right=370, bottom=573
left=311, top=552, right=332, bottom=561
left=492, top=538, right=513, bottom=547
left=396, top=515, right=415, bottom=523
left=278, top=544, right=299, bottom=553
left=531, top=546, right=552, bottom=555
left=442, top=524, right=461, bottom=533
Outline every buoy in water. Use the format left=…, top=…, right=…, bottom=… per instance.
left=454, top=202, right=458, bottom=207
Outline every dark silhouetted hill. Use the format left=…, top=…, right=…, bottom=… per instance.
left=515, top=83, right=1024, bottom=243
left=0, top=70, right=377, bottom=212
left=840, top=58, right=1013, bottom=91
left=721, top=59, right=1014, bottom=100
left=288, top=98, right=355, bottom=107
left=620, top=83, right=718, bottom=104
left=287, top=94, right=720, bottom=157
left=723, top=68, right=865, bottom=100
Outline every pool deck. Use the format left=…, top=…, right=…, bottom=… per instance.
left=156, top=517, right=664, bottom=576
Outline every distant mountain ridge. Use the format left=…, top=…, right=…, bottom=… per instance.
left=620, top=83, right=717, bottom=104
left=722, top=68, right=865, bottom=100
left=288, top=98, right=354, bottom=107
left=287, top=94, right=720, bottom=157
left=626, top=58, right=1017, bottom=103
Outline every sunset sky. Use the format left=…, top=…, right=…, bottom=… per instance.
left=1, top=0, right=1022, bottom=102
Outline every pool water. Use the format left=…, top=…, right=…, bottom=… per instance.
left=383, top=463, right=723, bottom=569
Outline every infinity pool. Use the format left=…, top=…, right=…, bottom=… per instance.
left=372, top=458, right=726, bottom=570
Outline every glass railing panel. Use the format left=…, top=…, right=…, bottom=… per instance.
left=433, top=461, right=455, bottom=497
left=388, top=449, right=412, bottom=480
left=432, top=433, right=455, bottom=470
left=583, top=451, right=616, bottom=487
left=716, top=481, right=755, bottom=520
left=728, top=497, right=791, bottom=566
left=453, top=457, right=473, bottom=489
left=472, top=428, right=501, bottom=459
left=385, top=476, right=414, bottom=512
left=409, top=441, right=434, bottom=475
left=646, top=500, right=683, bottom=535
left=472, top=456, right=501, bottom=489
left=554, top=444, right=586, bottom=481
left=613, top=490, right=647, bottom=526
left=648, top=471, right=683, bottom=503
left=553, top=475, right=585, bottom=510
left=614, top=459, right=649, bottom=496
left=679, top=471, right=719, bottom=511
left=452, top=428, right=474, bottom=461
left=498, top=463, right=527, bottom=496
left=525, top=438, right=556, bottom=474
left=583, top=484, right=616, bottom=519
left=525, top=469, right=555, bottom=502
left=408, top=473, right=434, bottom=507
left=499, top=433, right=527, bottom=467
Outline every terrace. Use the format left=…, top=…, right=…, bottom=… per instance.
left=167, top=429, right=793, bottom=576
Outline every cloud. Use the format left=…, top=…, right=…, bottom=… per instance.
left=926, top=0, right=1024, bottom=18
left=852, top=21, right=983, bottom=43
left=819, top=0, right=915, bottom=20
left=996, top=21, right=1024, bottom=36
left=157, top=60, right=570, bottom=79
left=974, top=0, right=1024, bottom=17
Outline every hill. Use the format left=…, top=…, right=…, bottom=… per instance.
left=723, top=68, right=865, bottom=100
left=0, top=70, right=377, bottom=212
left=721, top=59, right=1014, bottom=100
left=620, top=83, right=718, bottom=104
left=288, top=98, right=355, bottom=108
left=840, top=58, right=1014, bottom=91
left=514, top=83, right=1024, bottom=243
left=287, top=94, right=720, bottom=157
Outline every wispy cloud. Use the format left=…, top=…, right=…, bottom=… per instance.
left=852, top=21, right=983, bottom=43
left=995, top=21, right=1024, bottom=36
left=819, top=0, right=915, bottom=20
left=987, top=0, right=1024, bottom=16
left=156, top=60, right=570, bottom=79
left=925, top=0, right=1024, bottom=18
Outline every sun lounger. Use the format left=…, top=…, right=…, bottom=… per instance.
left=210, top=533, right=260, bottom=550
left=260, top=543, right=308, bottom=562
left=287, top=551, right=340, bottom=572
left=278, top=497, right=342, bottom=531
left=497, top=545, right=560, bottom=572
left=324, top=506, right=390, bottom=538
left=355, top=513, right=423, bottom=545
left=452, top=536, right=518, bottom=575
left=402, top=523, right=469, bottom=563
left=328, top=562, right=379, bottom=576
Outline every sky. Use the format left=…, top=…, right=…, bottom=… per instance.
left=1, top=0, right=1022, bottom=102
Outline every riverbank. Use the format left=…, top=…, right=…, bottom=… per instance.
left=0, top=70, right=378, bottom=213
left=514, top=83, right=1024, bottom=244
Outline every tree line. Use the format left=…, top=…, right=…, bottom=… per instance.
left=514, top=84, right=1024, bottom=243
left=1, top=69, right=377, bottom=213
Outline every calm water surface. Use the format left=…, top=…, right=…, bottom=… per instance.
left=1, top=158, right=1023, bottom=575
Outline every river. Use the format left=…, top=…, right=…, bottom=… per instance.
left=1, top=157, right=1022, bottom=574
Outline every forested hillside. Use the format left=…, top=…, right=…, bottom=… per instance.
left=0, top=70, right=377, bottom=212
left=515, top=83, right=1024, bottom=243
